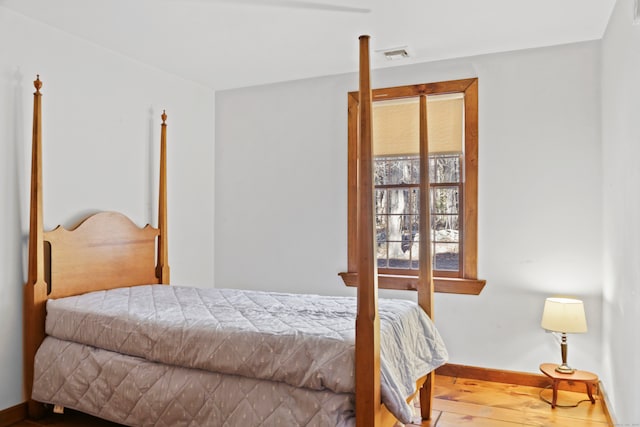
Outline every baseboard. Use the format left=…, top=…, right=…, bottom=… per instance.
left=598, top=380, right=616, bottom=426
left=0, top=402, right=26, bottom=427
left=435, top=363, right=597, bottom=394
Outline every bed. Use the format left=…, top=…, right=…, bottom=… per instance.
left=23, top=36, right=447, bottom=426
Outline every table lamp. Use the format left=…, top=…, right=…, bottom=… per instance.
left=541, top=297, right=587, bottom=374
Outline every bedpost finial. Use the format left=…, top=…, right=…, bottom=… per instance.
left=34, top=75, right=42, bottom=93
left=161, top=110, right=167, bottom=124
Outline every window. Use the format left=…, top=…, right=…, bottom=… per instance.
left=375, top=153, right=462, bottom=272
left=340, top=79, right=485, bottom=295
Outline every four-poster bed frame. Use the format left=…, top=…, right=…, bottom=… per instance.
left=354, top=35, right=435, bottom=426
left=23, top=36, right=436, bottom=426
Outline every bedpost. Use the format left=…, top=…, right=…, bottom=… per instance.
left=24, top=75, right=48, bottom=418
left=355, top=35, right=381, bottom=427
left=417, top=95, right=435, bottom=419
left=417, top=95, right=434, bottom=317
left=157, top=110, right=170, bottom=283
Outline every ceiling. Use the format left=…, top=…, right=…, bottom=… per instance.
left=2, top=0, right=616, bottom=90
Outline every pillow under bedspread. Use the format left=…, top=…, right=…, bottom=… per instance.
left=45, top=285, right=448, bottom=423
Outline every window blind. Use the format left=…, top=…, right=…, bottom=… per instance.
left=372, top=93, right=464, bottom=156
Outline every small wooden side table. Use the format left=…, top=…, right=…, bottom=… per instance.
left=539, top=363, right=598, bottom=408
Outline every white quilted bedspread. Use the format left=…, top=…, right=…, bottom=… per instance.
left=34, top=337, right=356, bottom=427
left=44, top=286, right=448, bottom=423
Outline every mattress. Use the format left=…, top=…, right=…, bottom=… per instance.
left=33, top=337, right=355, bottom=427
left=42, top=285, right=448, bottom=423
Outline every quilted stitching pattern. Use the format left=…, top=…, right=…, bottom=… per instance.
left=47, top=287, right=355, bottom=391
left=33, top=338, right=356, bottom=427
left=45, top=286, right=448, bottom=422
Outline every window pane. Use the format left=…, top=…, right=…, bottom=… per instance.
left=409, top=188, right=420, bottom=217
left=388, top=241, right=411, bottom=269
left=375, top=189, right=387, bottom=215
left=431, top=155, right=461, bottom=183
left=431, top=187, right=459, bottom=215
left=374, top=160, right=387, bottom=186
left=376, top=213, right=387, bottom=240
left=434, top=243, right=459, bottom=271
left=387, top=190, right=413, bottom=215
left=374, top=153, right=462, bottom=274
left=386, top=216, right=408, bottom=249
left=432, top=215, right=459, bottom=242
left=376, top=243, right=388, bottom=268
left=375, top=156, right=419, bottom=185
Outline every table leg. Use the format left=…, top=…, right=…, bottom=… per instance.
left=586, top=382, right=595, bottom=404
left=552, top=380, right=558, bottom=409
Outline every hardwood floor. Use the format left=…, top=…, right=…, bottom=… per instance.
left=407, top=375, right=611, bottom=426
left=8, top=410, right=125, bottom=427
left=9, top=375, right=611, bottom=426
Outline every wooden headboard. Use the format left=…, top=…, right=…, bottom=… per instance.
left=45, top=212, right=161, bottom=298
left=23, top=76, right=170, bottom=415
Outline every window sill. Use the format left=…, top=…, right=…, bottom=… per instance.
left=338, top=272, right=486, bottom=295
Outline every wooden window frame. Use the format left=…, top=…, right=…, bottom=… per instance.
left=339, top=78, right=486, bottom=295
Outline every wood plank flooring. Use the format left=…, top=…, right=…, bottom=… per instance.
left=406, top=375, right=610, bottom=426
left=9, top=375, right=610, bottom=426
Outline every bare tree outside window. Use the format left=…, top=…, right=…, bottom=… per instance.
left=375, top=154, right=461, bottom=273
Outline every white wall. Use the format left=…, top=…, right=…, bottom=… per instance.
left=442, top=42, right=603, bottom=375
left=0, top=6, right=215, bottom=410
left=215, top=41, right=603, bottom=378
left=601, top=0, right=640, bottom=423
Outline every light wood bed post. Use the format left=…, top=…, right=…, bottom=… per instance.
left=24, top=75, right=48, bottom=418
left=355, top=35, right=381, bottom=427
left=157, top=110, right=170, bottom=283
left=417, top=95, right=435, bottom=420
left=354, top=40, right=435, bottom=424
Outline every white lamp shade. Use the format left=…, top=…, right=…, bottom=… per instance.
left=541, top=297, right=588, bottom=333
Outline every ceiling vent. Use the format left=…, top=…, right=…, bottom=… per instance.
left=378, top=46, right=411, bottom=61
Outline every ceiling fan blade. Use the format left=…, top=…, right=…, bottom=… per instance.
left=195, top=0, right=371, bottom=13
